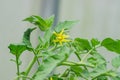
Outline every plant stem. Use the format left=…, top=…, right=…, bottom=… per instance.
left=16, top=56, right=20, bottom=80
left=61, top=61, right=94, bottom=68
left=32, top=49, right=40, bottom=65
left=80, top=48, right=94, bottom=63
left=15, top=75, right=33, bottom=80
left=24, top=56, right=37, bottom=77
left=75, top=51, right=81, bottom=61
left=60, top=69, right=70, bottom=77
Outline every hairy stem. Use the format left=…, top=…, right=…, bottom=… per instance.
left=61, top=61, right=94, bottom=68
left=75, top=51, right=81, bottom=61
left=16, top=56, right=20, bottom=80
left=32, top=49, right=40, bottom=65
left=24, top=56, right=37, bottom=78
left=80, top=48, right=94, bottom=63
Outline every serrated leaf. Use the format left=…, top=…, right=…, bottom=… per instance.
left=33, top=46, right=71, bottom=80
left=55, top=20, right=79, bottom=32
left=92, top=52, right=106, bottom=65
left=74, top=38, right=92, bottom=51
left=112, top=55, right=120, bottom=68
left=45, top=15, right=54, bottom=27
left=91, top=38, right=100, bottom=47
left=22, top=27, right=36, bottom=50
left=33, top=53, right=67, bottom=80
left=90, top=64, right=107, bottom=78
left=101, top=38, right=120, bottom=54
left=23, top=15, right=54, bottom=31
left=8, top=43, right=27, bottom=58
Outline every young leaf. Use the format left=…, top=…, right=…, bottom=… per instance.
left=22, top=27, right=36, bottom=50
left=74, top=38, right=92, bottom=51
left=91, top=38, right=100, bottom=47
left=8, top=43, right=27, bottom=58
left=101, top=38, right=120, bottom=54
left=112, top=55, right=120, bottom=68
left=45, top=15, right=54, bottom=28
left=87, top=57, right=97, bottom=66
left=55, top=20, right=79, bottom=32
left=23, top=15, right=54, bottom=31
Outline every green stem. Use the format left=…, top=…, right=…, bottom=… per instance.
left=75, top=51, right=81, bottom=61
left=49, top=44, right=59, bottom=51
left=61, top=61, right=94, bottom=68
left=24, top=56, right=37, bottom=77
left=32, top=49, right=40, bottom=65
left=15, top=75, right=32, bottom=80
left=80, top=48, right=94, bottom=63
left=60, top=69, right=70, bottom=77
left=80, top=45, right=101, bottom=63
left=16, top=56, right=20, bottom=80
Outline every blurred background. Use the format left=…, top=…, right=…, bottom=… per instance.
left=0, top=0, right=120, bottom=79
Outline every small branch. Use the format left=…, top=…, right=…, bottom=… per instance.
left=80, top=48, right=94, bottom=63
left=24, top=56, right=37, bottom=77
left=14, top=75, right=33, bottom=80
left=61, top=69, right=70, bottom=77
left=32, top=49, right=40, bottom=65
left=75, top=52, right=81, bottom=61
left=61, top=61, right=94, bottom=68
left=16, top=56, right=20, bottom=80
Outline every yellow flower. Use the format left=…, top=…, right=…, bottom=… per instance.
left=53, top=29, right=70, bottom=45
left=50, top=77, right=53, bottom=80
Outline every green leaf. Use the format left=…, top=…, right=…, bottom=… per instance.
left=68, top=73, right=76, bottom=80
left=45, top=15, right=54, bottom=28
left=91, top=38, right=100, bottom=47
left=87, top=57, right=97, bottom=66
left=23, top=15, right=54, bottom=31
left=111, top=76, right=120, bottom=80
left=101, top=38, right=120, bottom=54
left=95, top=76, right=108, bottom=80
left=112, top=55, right=120, bottom=68
left=22, top=27, right=36, bottom=50
left=44, top=29, right=52, bottom=42
left=80, top=69, right=90, bottom=79
left=90, top=64, right=107, bottom=78
left=33, top=47, right=71, bottom=80
left=55, top=20, right=79, bottom=32
left=70, top=66, right=83, bottom=76
left=90, top=52, right=106, bottom=66
left=51, top=76, right=63, bottom=80
left=8, top=43, right=27, bottom=58
left=74, top=38, right=92, bottom=51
